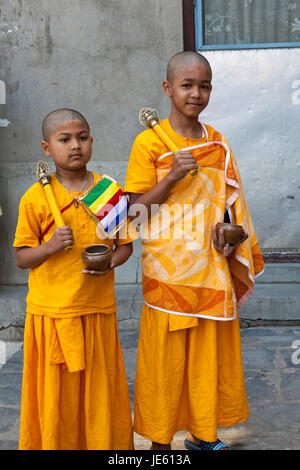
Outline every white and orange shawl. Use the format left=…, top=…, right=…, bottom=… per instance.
left=125, top=119, right=264, bottom=321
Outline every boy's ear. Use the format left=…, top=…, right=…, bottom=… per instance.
left=41, top=140, right=51, bottom=157
left=162, top=80, right=172, bottom=98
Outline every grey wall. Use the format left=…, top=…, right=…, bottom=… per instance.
left=0, top=0, right=182, bottom=284
left=200, top=49, right=300, bottom=250
left=0, top=0, right=182, bottom=163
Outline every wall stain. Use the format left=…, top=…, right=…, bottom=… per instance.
left=44, top=15, right=53, bottom=57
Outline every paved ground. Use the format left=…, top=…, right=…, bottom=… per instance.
left=1, top=326, right=300, bottom=450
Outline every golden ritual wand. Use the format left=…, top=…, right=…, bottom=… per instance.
left=138, top=107, right=198, bottom=176
left=36, top=161, right=72, bottom=251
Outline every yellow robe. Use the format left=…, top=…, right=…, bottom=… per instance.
left=125, top=120, right=264, bottom=443
left=14, top=172, right=134, bottom=450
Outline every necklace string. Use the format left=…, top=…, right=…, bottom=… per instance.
left=55, top=171, right=89, bottom=208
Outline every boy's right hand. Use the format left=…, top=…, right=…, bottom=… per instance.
left=168, top=151, right=198, bottom=183
left=46, top=226, right=74, bottom=255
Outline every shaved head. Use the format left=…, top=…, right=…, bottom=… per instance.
left=42, top=108, right=90, bottom=142
left=166, top=51, right=212, bottom=83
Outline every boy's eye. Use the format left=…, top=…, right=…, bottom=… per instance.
left=80, top=136, right=88, bottom=141
left=60, top=138, right=69, bottom=143
left=182, top=83, right=191, bottom=88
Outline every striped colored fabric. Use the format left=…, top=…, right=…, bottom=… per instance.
left=78, top=175, right=128, bottom=237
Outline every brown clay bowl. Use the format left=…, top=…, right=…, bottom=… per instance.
left=82, top=244, right=112, bottom=271
left=216, top=222, right=245, bottom=246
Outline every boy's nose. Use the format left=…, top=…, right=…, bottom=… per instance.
left=71, top=138, right=81, bottom=149
left=191, top=87, right=201, bottom=98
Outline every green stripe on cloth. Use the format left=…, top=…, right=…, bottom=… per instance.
left=82, top=178, right=112, bottom=206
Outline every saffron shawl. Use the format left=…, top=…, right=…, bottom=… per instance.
left=125, top=120, right=264, bottom=320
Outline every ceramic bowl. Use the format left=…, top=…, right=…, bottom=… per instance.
left=216, top=222, right=245, bottom=246
left=82, top=244, right=112, bottom=271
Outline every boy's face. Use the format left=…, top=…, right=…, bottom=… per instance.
left=163, top=62, right=212, bottom=120
left=41, top=119, right=93, bottom=171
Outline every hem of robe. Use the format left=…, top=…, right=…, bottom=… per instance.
left=133, top=411, right=249, bottom=445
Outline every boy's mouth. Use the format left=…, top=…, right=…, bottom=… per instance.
left=186, top=102, right=202, bottom=107
left=69, top=153, right=83, bottom=159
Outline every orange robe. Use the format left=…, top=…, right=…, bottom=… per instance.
left=14, top=172, right=134, bottom=450
left=125, top=120, right=264, bottom=443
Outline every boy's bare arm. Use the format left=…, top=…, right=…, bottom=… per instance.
left=110, top=242, right=133, bottom=268
left=15, top=226, right=74, bottom=269
left=129, top=150, right=198, bottom=217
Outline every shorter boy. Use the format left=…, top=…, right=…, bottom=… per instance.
left=14, top=109, right=134, bottom=450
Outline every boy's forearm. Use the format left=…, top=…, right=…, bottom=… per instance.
left=111, top=243, right=133, bottom=268
left=129, top=150, right=198, bottom=220
left=129, top=172, right=176, bottom=218
left=15, top=243, right=52, bottom=269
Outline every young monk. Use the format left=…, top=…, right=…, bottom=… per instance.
left=125, top=52, right=264, bottom=450
left=14, top=108, right=134, bottom=450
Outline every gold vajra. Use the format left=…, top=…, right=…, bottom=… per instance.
left=36, top=161, right=72, bottom=251
left=138, top=107, right=198, bottom=176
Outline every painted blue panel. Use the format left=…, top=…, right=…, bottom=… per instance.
left=194, top=0, right=203, bottom=49
left=199, top=42, right=300, bottom=50
left=194, top=0, right=300, bottom=51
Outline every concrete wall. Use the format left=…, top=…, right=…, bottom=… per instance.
left=199, top=49, right=300, bottom=250
left=0, top=1, right=299, bottom=287
left=0, top=0, right=182, bottom=284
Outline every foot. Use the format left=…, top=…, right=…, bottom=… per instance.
left=150, top=441, right=172, bottom=450
left=186, top=432, right=200, bottom=445
left=185, top=432, right=230, bottom=450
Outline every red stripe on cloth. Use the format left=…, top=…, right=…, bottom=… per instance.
left=95, top=189, right=123, bottom=221
left=39, top=200, right=74, bottom=242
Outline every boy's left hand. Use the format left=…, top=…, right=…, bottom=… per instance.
left=212, top=225, right=248, bottom=257
left=82, top=261, right=116, bottom=276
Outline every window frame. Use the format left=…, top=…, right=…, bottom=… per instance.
left=183, top=0, right=300, bottom=51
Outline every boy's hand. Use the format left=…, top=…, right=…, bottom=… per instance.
left=46, top=226, right=74, bottom=255
left=212, top=225, right=249, bottom=257
left=168, top=151, right=198, bottom=183
left=82, top=258, right=116, bottom=276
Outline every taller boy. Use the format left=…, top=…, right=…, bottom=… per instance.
left=125, top=52, right=264, bottom=450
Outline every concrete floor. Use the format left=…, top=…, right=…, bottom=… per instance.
left=1, top=326, right=300, bottom=450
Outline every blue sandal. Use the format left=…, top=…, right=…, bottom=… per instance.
left=184, top=438, right=231, bottom=450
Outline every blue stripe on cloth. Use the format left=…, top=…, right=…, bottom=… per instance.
left=104, top=197, right=128, bottom=234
